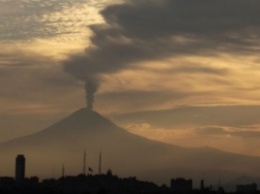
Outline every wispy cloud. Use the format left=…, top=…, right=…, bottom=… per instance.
left=0, top=0, right=113, bottom=41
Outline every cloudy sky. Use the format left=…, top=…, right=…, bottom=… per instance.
left=1, top=0, right=260, bottom=156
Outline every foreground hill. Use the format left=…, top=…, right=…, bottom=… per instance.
left=1, top=108, right=260, bottom=185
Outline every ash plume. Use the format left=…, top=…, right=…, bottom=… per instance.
left=85, top=80, right=98, bottom=110
left=63, top=0, right=260, bottom=108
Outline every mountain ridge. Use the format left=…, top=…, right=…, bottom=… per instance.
left=1, top=108, right=260, bottom=185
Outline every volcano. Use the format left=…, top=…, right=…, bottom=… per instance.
left=1, top=108, right=260, bottom=185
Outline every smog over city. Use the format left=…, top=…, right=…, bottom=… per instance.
left=1, top=0, right=260, bottom=192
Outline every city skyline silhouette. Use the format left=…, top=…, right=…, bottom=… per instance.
left=0, top=153, right=259, bottom=193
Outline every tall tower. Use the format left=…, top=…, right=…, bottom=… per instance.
left=98, top=152, right=102, bottom=174
left=15, top=154, right=25, bottom=182
left=83, top=150, right=86, bottom=175
left=62, top=164, right=65, bottom=178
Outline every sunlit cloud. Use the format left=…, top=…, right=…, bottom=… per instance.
left=0, top=0, right=112, bottom=41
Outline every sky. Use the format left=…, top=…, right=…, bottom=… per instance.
left=1, top=0, right=260, bottom=156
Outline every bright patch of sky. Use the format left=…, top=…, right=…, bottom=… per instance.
left=0, top=0, right=119, bottom=42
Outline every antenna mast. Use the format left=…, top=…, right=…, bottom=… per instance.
left=62, top=164, right=65, bottom=178
left=99, top=151, right=102, bottom=174
left=83, top=150, right=86, bottom=175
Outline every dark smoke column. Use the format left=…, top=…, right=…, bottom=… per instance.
left=85, top=80, right=98, bottom=110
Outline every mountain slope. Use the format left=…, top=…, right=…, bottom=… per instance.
left=1, top=108, right=260, bottom=185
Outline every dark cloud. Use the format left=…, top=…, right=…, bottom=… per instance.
left=64, top=0, right=260, bottom=82
left=105, top=0, right=260, bottom=38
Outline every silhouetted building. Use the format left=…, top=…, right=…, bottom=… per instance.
left=236, top=183, right=257, bottom=194
left=0, top=177, right=15, bottom=186
left=171, top=178, right=192, bottom=194
left=15, top=154, right=25, bottom=182
left=106, top=168, right=113, bottom=176
left=200, top=179, right=205, bottom=191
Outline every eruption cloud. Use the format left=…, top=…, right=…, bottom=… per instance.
left=63, top=0, right=260, bottom=109
left=85, top=80, right=98, bottom=110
